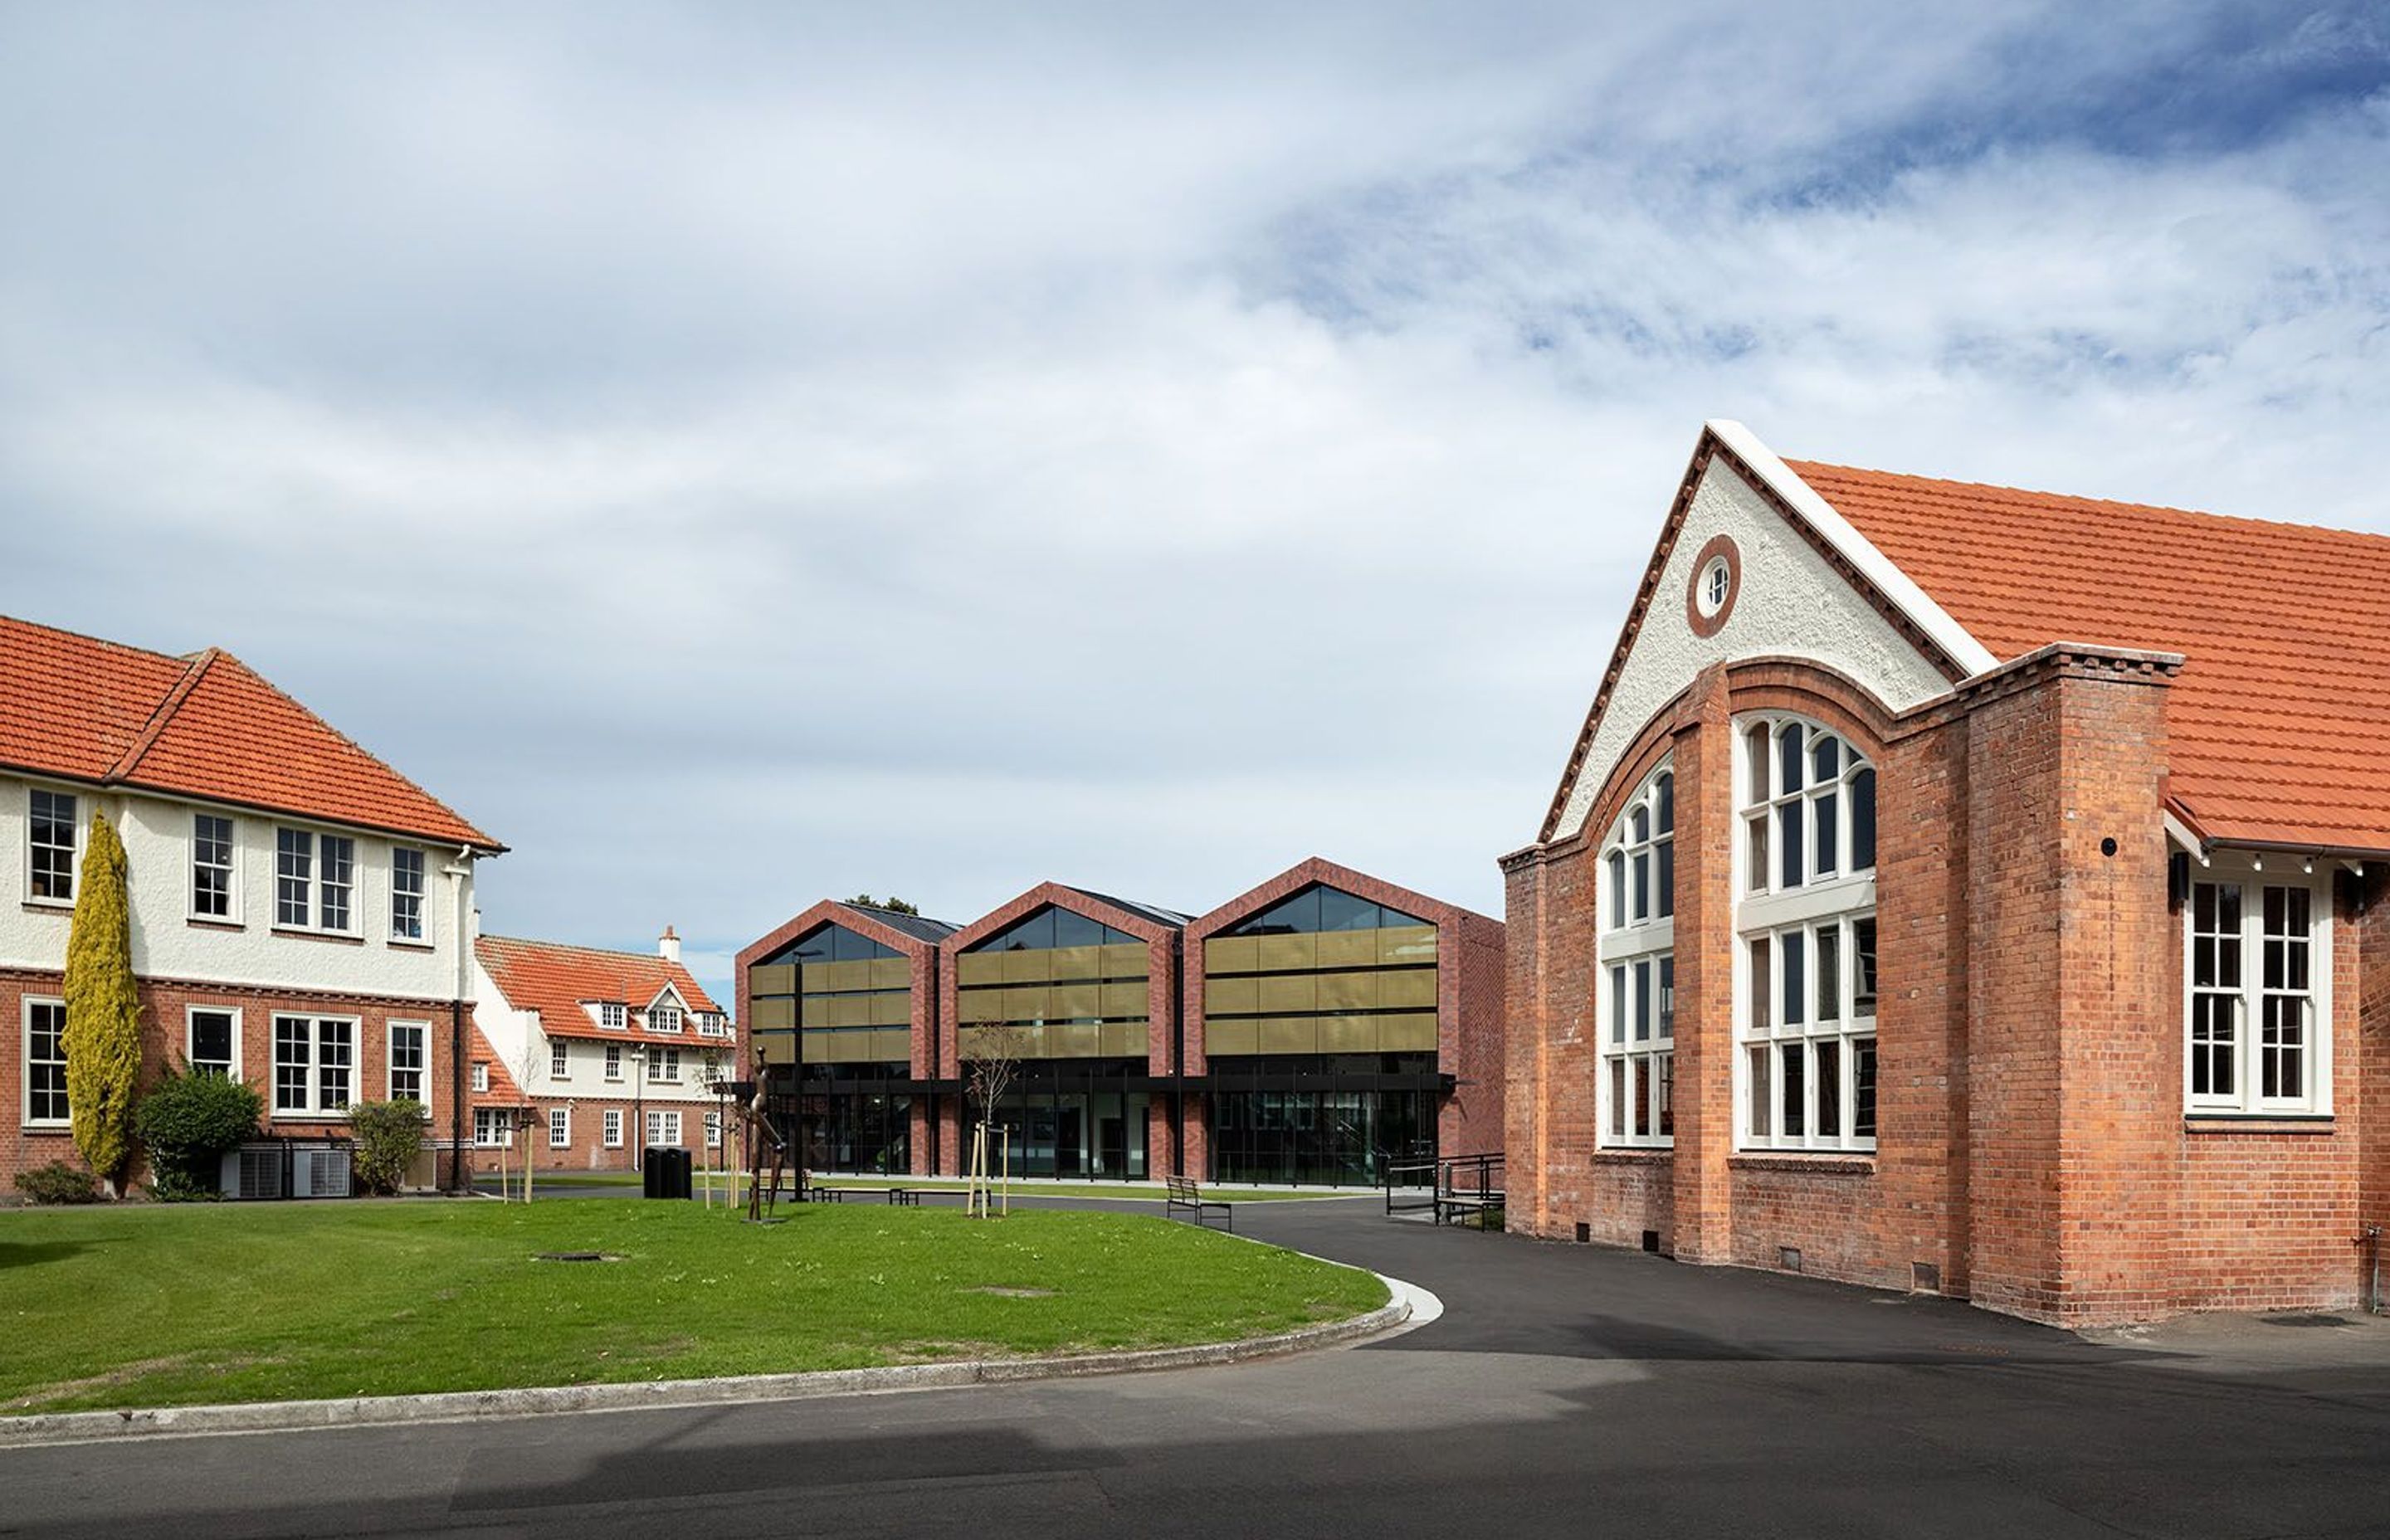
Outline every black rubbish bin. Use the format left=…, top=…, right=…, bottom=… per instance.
left=645, top=1146, right=693, bottom=1200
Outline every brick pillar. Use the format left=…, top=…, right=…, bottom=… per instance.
left=935, top=1098, right=962, bottom=1177
left=1671, top=664, right=1736, bottom=1263
left=1148, top=1099, right=1178, bottom=1178
left=1179, top=1094, right=1209, bottom=1182
left=1966, top=647, right=2178, bottom=1324
left=909, top=1099, right=933, bottom=1177
left=1502, top=846, right=1550, bottom=1233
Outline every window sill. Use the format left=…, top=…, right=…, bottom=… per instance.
left=21, top=899, right=72, bottom=914
left=267, top=1112, right=353, bottom=1123
left=2183, top=1115, right=2335, bottom=1135
left=388, top=938, right=436, bottom=953
left=1592, top=1148, right=1674, bottom=1164
left=18, top=1123, right=72, bottom=1136
left=271, top=927, right=364, bottom=946
left=186, top=917, right=246, bottom=933
left=1729, top=1153, right=1876, bottom=1176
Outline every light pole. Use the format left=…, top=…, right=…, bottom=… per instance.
left=631, top=1042, right=647, bottom=1175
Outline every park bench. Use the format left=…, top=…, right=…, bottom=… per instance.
left=1165, top=1174, right=1234, bottom=1232
left=885, top=1187, right=919, bottom=1206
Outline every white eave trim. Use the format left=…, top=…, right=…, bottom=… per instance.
left=1707, top=419, right=2003, bottom=680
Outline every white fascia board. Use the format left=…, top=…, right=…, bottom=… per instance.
left=1707, top=420, right=2002, bottom=680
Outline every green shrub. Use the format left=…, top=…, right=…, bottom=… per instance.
left=349, top=1100, right=427, bottom=1195
left=134, top=1063, right=262, bottom=1201
left=63, top=812, right=142, bottom=1194
left=14, top=1159, right=103, bottom=1206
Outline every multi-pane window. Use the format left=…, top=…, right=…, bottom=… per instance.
left=474, top=1109, right=510, bottom=1148
left=276, top=829, right=356, bottom=931
left=188, top=1008, right=237, bottom=1076
left=597, top=1002, right=627, bottom=1030
left=604, top=1044, right=623, bottom=1079
left=24, top=999, right=69, bottom=1124
left=1742, top=719, right=1876, bottom=896
left=649, top=1003, right=684, bottom=1034
left=705, top=1110, right=723, bottom=1149
left=647, top=1047, right=682, bottom=1083
left=646, top=1109, right=682, bottom=1148
left=391, top=847, right=426, bottom=941
left=2187, top=875, right=2326, bottom=1114
left=603, top=1109, right=624, bottom=1147
left=472, top=1063, right=490, bottom=1094
left=550, top=1044, right=568, bottom=1079
left=1599, top=763, right=1676, bottom=1148
left=273, top=1016, right=354, bottom=1115
left=549, top=1108, right=570, bottom=1149
left=29, top=790, right=76, bottom=902
left=389, top=1021, right=427, bottom=1103
left=192, top=815, right=235, bottom=918
left=1737, top=716, right=1878, bottom=1152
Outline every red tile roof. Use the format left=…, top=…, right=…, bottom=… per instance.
left=0, top=614, right=500, bottom=850
left=476, top=934, right=729, bottom=1045
left=469, top=1022, right=534, bottom=1109
left=1791, top=460, right=2390, bottom=853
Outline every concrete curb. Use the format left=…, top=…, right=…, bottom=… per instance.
left=0, top=1274, right=1422, bottom=1450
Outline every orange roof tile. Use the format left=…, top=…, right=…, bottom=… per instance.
left=0, top=614, right=500, bottom=850
left=476, top=934, right=729, bottom=1046
left=469, top=1023, right=533, bottom=1109
left=1790, top=460, right=2390, bottom=853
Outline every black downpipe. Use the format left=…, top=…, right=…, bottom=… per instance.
left=449, top=998, right=467, bottom=1192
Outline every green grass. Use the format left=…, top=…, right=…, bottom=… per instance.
left=479, top=1172, right=1346, bottom=1201
left=0, top=1200, right=1385, bottom=1416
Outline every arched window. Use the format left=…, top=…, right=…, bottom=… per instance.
left=1735, top=717, right=1877, bottom=1152
left=1599, top=763, right=1675, bottom=1148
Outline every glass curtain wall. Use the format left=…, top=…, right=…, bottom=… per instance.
left=1208, top=1055, right=1436, bottom=1186
left=746, top=922, right=915, bottom=1174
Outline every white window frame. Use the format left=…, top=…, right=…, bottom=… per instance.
left=648, top=1001, right=684, bottom=1035
left=391, top=846, right=427, bottom=943
left=646, top=1109, right=682, bottom=1148
left=388, top=1020, right=429, bottom=1104
left=705, top=1109, right=722, bottom=1149
left=471, top=1062, right=490, bottom=1094
left=549, top=1042, right=569, bottom=1080
left=1734, top=714, right=1879, bottom=1153
left=274, top=826, right=359, bottom=934
left=2183, top=855, right=2331, bottom=1117
left=603, top=1108, right=625, bottom=1148
left=271, top=1014, right=358, bottom=1118
left=594, top=1001, right=627, bottom=1031
left=1597, top=762, right=1676, bottom=1148
left=26, top=787, right=79, bottom=907
left=473, top=1108, right=511, bottom=1148
left=190, top=811, right=238, bottom=922
left=22, top=996, right=70, bottom=1127
left=604, top=1043, right=623, bottom=1080
left=186, top=1005, right=242, bottom=1079
left=646, top=1046, right=681, bottom=1084
left=549, top=1107, right=571, bottom=1149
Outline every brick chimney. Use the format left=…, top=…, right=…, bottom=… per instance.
left=659, top=924, right=680, bottom=965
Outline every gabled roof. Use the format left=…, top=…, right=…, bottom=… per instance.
left=476, top=934, right=729, bottom=1045
left=1061, top=887, right=1192, bottom=929
left=1788, top=459, right=2390, bottom=854
left=468, top=1023, right=533, bottom=1109
left=841, top=902, right=958, bottom=944
left=1183, top=855, right=1498, bottom=941
left=0, top=614, right=500, bottom=851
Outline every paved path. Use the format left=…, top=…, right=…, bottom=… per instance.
left=4, top=1196, right=2387, bottom=1538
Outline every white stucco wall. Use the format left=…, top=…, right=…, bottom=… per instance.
left=471, top=953, right=730, bottom=1108
left=1, top=777, right=476, bottom=1003
left=1549, top=456, right=1956, bottom=842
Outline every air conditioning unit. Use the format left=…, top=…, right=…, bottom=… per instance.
left=292, top=1148, right=353, bottom=1199
left=224, top=1146, right=285, bottom=1200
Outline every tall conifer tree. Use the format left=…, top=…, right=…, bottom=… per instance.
left=64, top=811, right=142, bottom=1196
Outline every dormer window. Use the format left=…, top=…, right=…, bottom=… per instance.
left=594, top=1002, right=627, bottom=1031
left=650, top=1004, right=684, bottom=1035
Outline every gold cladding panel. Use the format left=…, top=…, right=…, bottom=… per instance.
left=956, top=953, right=1004, bottom=987
left=748, top=996, right=796, bottom=1031
left=1314, top=930, right=1378, bottom=968
left=1318, top=1014, right=1378, bottom=1053
left=755, top=1029, right=797, bottom=1066
left=955, top=1026, right=1004, bottom=1060
left=870, top=1029, right=912, bottom=1060
left=1205, top=976, right=1259, bottom=1015
left=1003, top=985, right=1054, bottom=1021
left=749, top=963, right=796, bottom=995
left=1049, top=944, right=1100, bottom=982
left=827, top=994, right=871, bottom=1030
left=1256, top=974, right=1316, bottom=1014
left=803, top=1029, right=860, bottom=1065
left=1256, top=933, right=1317, bottom=972
left=1379, top=926, right=1439, bottom=966
left=1000, top=949, right=1051, bottom=985
left=1206, top=1019, right=1258, bottom=1055
left=800, top=995, right=832, bottom=1027
left=1259, top=1018, right=1318, bottom=1055
left=866, top=991, right=911, bottom=1027
left=1096, top=943, right=1149, bottom=979
left=1379, top=1012, right=1440, bottom=1052
left=814, top=958, right=875, bottom=994
left=1100, top=1023, right=1145, bottom=1057
left=868, top=957, right=911, bottom=991
left=1204, top=935, right=1258, bottom=974
left=1099, top=982, right=1149, bottom=1018
left=959, top=990, right=1005, bottom=1025
left=1046, top=1023, right=1102, bottom=1058
left=1380, top=968, right=1439, bottom=1009
left=1315, top=971, right=1379, bottom=1012
left=1052, top=982, right=1100, bottom=1019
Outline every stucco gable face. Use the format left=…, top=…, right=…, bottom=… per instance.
left=1548, top=456, right=1954, bottom=841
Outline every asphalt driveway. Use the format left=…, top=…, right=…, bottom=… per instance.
left=2, top=1195, right=2385, bottom=1538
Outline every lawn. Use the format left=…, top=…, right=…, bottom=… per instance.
left=0, top=1200, right=1386, bottom=1416
left=480, top=1172, right=1341, bottom=1202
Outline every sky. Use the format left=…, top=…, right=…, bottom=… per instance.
left=2, top=2, right=2386, bottom=1009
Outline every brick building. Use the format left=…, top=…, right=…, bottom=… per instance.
left=738, top=861, right=1503, bottom=1185
left=1505, top=421, right=2390, bottom=1325
left=470, top=930, right=735, bottom=1171
left=1, top=614, right=501, bottom=1192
